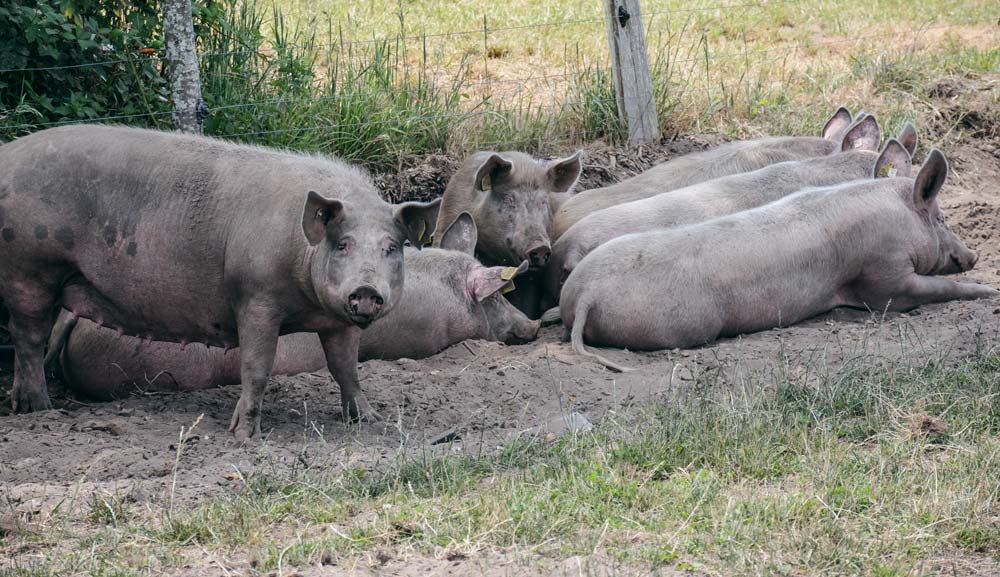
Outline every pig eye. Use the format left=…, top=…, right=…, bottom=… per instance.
left=386, top=243, right=398, bottom=254
left=337, top=241, right=348, bottom=251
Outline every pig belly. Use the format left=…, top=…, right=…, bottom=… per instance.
left=59, top=271, right=237, bottom=348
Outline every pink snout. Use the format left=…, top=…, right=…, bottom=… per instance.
left=953, top=251, right=979, bottom=273
left=506, top=319, right=541, bottom=344
left=525, top=243, right=551, bottom=268
left=348, top=286, right=384, bottom=324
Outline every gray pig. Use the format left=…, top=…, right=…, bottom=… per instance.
left=433, top=150, right=583, bottom=318
left=550, top=106, right=863, bottom=240
left=544, top=116, right=908, bottom=302
left=45, top=213, right=540, bottom=399
left=0, top=125, right=439, bottom=439
left=561, top=148, right=994, bottom=371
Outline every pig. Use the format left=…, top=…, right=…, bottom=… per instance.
left=434, top=150, right=584, bottom=267
left=549, top=106, right=862, bottom=240
left=433, top=150, right=584, bottom=319
left=544, top=116, right=908, bottom=303
left=0, top=125, right=439, bottom=440
left=45, top=213, right=540, bottom=399
left=561, top=147, right=995, bottom=372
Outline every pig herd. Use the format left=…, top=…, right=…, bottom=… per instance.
left=0, top=107, right=994, bottom=439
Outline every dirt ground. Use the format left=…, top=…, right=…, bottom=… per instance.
left=2, top=79, right=1000, bottom=576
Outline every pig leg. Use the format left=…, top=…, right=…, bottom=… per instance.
left=891, top=275, right=998, bottom=310
left=320, top=327, right=382, bottom=423
left=228, top=305, right=280, bottom=441
left=5, top=284, right=57, bottom=412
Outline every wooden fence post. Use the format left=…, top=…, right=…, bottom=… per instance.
left=604, top=0, right=659, bottom=144
left=163, top=0, right=203, bottom=134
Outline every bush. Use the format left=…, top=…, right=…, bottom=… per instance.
left=0, top=0, right=173, bottom=137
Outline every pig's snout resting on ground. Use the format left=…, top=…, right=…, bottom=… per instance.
left=46, top=212, right=540, bottom=399
left=0, top=125, right=440, bottom=440
left=561, top=148, right=996, bottom=372
left=544, top=116, right=902, bottom=303
left=549, top=106, right=863, bottom=240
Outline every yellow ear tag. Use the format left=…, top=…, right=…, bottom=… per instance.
left=500, top=266, right=519, bottom=282
left=876, top=162, right=895, bottom=178
left=501, top=281, right=516, bottom=295
left=481, top=173, right=492, bottom=192
left=414, top=221, right=433, bottom=247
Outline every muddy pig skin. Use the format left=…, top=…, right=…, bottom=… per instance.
left=561, top=149, right=995, bottom=372
left=47, top=213, right=540, bottom=399
left=550, top=106, right=863, bottom=240
left=433, top=150, right=583, bottom=319
left=0, top=125, right=440, bottom=440
left=544, top=117, right=906, bottom=302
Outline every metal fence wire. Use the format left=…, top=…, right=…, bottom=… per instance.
left=0, top=0, right=995, bottom=154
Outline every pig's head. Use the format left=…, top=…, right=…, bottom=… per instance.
left=902, top=149, right=978, bottom=275
left=468, top=151, right=583, bottom=269
left=438, top=213, right=541, bottom=343
left=302, top=191, right=441, bottom=328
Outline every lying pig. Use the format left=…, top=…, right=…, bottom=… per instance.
left=0, top=125, right=439, bottom=439
left=433, top=150, right=584, bottom=318
left=545, top=116, right=909, bottom=303
left=550, top=106, right=862, bottom=240
left=46, top=213, right=540, bottom=399
left=561, top=147, right=995, bottom=371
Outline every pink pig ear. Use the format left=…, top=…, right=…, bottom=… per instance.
left=873, top=138, right=913, bottom=179
left=468, top=260, right=529, bottom=302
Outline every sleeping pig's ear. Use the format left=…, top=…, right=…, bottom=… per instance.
left=394, top=197, right=442, bottom=248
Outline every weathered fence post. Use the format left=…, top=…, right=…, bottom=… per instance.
left=604, top=0, right=660, bottom=144
left=163, top=0, right=203, bottom=134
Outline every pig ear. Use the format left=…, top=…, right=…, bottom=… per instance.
left=468, top=260, right=529, bottom=302
left=302, top=191, right=344, bottom=246
left=822, top=106, right=853, bottom=140
left=393, top=197, right=442, bottom=248
left=873, top=139, right=913, bottom=179
left=475, top=154, right=514, bottom=193
left=438, top=212, right=478, bottom=256
left=545, top=150, right=583, bottom=193
left=897, top=122, right=918, bottom=156
left=913, top=149, right=948, bottom=210
left=840, top=115, right=880, bottom=152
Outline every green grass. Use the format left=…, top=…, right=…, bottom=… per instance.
left=7, top=351, right=1000, bottom=576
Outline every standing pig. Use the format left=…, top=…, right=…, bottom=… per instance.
left=46, top=213, right=540, bottom=399
left=561, top=148, right=995, bottom=371
left=544, top=116, right=904, bottom=302
left=0, top=125, right=439, bottom=439
left=433, top=150, right=583, bottom=319
left=550, top=106, right=862, bottom=239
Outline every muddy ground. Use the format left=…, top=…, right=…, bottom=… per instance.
left=2, top=77, right=1000, bottom=576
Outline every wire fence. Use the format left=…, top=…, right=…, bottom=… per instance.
left=1, top=0, right=996, bottom=162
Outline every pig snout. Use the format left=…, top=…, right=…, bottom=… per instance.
left=952, top=250, right=978, bottom=273
left=348, top=286, right=384, bottom=325
left=525, top=242, right=551, bottom=268
left=938, top=246, right=979, bottom=275
left=506, top=319, right=541, bottom=344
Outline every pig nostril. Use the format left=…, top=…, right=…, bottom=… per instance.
left=374, top=295, right=384, bottom=306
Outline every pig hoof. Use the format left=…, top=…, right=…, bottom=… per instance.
left=342, top=397, right=383, bottom=424
left=12, top=387, right=53, bottom=413
left=228, top=402, right=261, bottom=442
